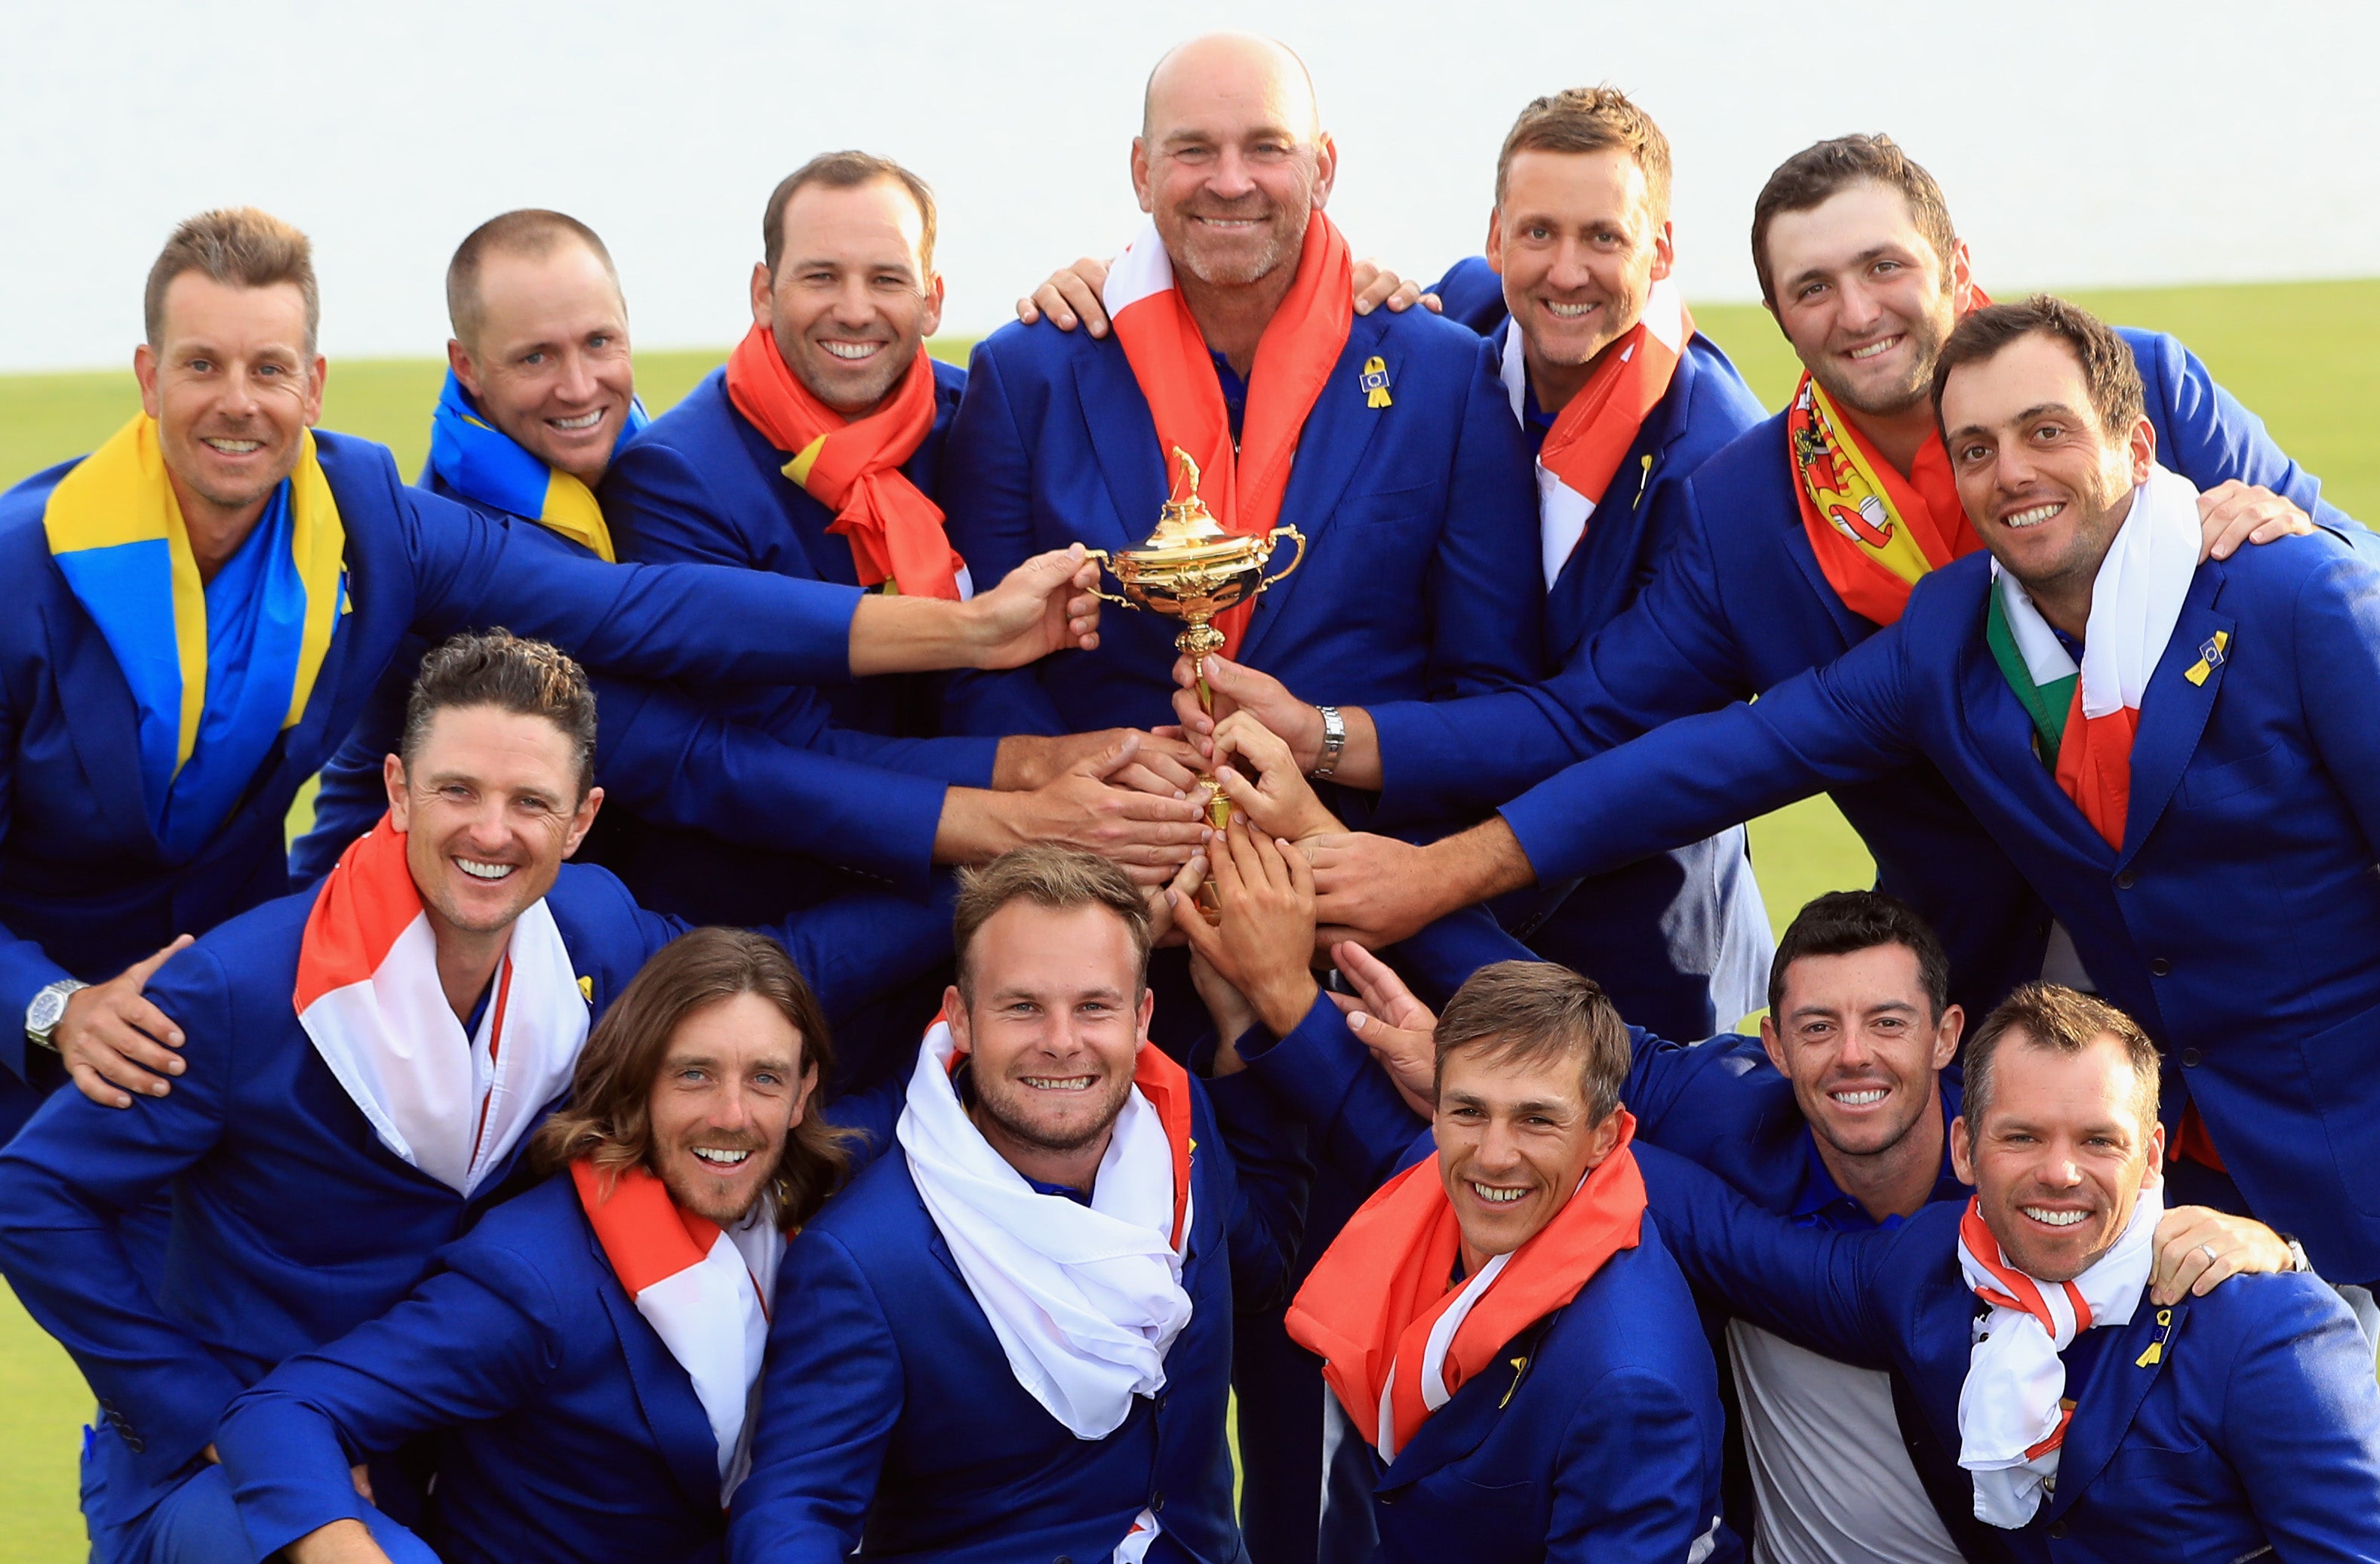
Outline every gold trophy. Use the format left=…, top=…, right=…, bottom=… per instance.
left=1081, top=449, right=1306, bottom=913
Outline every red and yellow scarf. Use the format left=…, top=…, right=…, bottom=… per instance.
left=1287, top=1113, right=1644, bottom=1461
left=1101, top=212, right=1355, bottom=657
left=724, top=324, right=965, bottom=599
left=1787, top=374, right=1980, bottom=626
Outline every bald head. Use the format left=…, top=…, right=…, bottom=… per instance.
left=1142, top=32, right=1321, bottom=143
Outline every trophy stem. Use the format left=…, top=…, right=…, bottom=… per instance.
left=1177, top=623, right=1233, bottom=919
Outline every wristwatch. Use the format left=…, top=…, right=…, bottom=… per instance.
left=1311, top=705, right=1346, bottom=780
left=26, top=978, right=90, bottom=1051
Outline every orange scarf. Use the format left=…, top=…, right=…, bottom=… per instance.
left=1103, top=213, right=1355, bottom=656
left=1529, top=281, right=1692, bottom=580
left=724, top=324, right=964, bottom=599
left=1287, top=1113, right=1645, bottom=1461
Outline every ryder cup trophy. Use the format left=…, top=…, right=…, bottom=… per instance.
left=1081, top=449, right=1306, bottom=914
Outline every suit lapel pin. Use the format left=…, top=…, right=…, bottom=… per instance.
left=1499, top=1353, right=1530, bottom=1409
left=1360, top=355, right=1392, bottom=409
left=577, top=974, right=595, bottom=1004
left=2185, top=630, right=2231, bottom=686
left=2134, top=1306, right=2176, bottom=1368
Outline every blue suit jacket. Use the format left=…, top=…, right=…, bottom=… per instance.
left=935, top=307, right=1542, bottom=777
left=1502, top=531, right=2380, bottom=1283
left=1369, top=266, right=1774, bottom=1037
left=1231, top=996, right=1734, bottom=1564
left=727, top=1069, right=1308, bottom=1564
left=0, top=861, right=948, bottom=1532
left=217, top=1173, right=742, bottom=1564
left=593, top=365, right=995, bottom=922
left=1640, top=1149, right=2380, bottom=1562
left=1382, top=326, right=2354, bottom=1017
left=0, top=430, right=866, bottom=1131
left=294, top=467, right=966, bottom=904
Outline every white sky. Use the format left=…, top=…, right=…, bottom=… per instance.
left=2, top=0, right=2372, bottom=371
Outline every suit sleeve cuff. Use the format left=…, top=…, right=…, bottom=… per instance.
left=217, top=1396, right=372, bottom=1559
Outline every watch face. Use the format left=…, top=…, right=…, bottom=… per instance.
left=28, top=991, right=62, bottom=1032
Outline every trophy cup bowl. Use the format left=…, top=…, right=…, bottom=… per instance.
left=1078, top=451, right=1308, bottom=916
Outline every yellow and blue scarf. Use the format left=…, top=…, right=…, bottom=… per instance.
left=43, top=416, right=345, bottom=857
left=426, top=369, right=647, bottom=562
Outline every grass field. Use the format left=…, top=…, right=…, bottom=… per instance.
left=2, top=279, right=2375, bottom=1557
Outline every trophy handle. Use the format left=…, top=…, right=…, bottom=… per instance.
left=1077, top=548, right=1133, bottom=607
left=1258, top=526, right=1308, bottom=590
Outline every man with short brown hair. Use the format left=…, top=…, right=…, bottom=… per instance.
left=0, top=205, right=1109, bottom=1135
left=730, top=844, right=1309, bottom=1564
left=215, top=927, right=853, bottom=1564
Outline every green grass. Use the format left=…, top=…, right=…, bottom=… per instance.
left=2, top=283, right=2374, bottom=1556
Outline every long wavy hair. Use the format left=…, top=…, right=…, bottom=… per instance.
left=531, top=928, right=856, bottom=1231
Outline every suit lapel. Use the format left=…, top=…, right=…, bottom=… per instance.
left=1954, top=605, right=2117, bottom=867
left=1542, top=352, right=1703, bottom=667
left=592, top=1242, right=727, bottom=1516
left=2116, top=572, right=2234, bottom=870
left=1069, top=348, right=1168, bottom=553
left=40, top=596, right=163, bottom=855
left=1237, top=312, right=1393, bottom=667
left=1379, top=1317, right=1551, bottom=1487
left=2045, top=1301, right=2187, bottom=1522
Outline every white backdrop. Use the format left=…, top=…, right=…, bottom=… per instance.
left=2, top=0, right=2372, bottom=371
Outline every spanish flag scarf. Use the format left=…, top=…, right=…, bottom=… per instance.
left=1287, top=1113, right=1645, bottom=1463
left=1984, top=465, right=2200, bottom=849
left=1101, top=212, right=1355, bottom=657
left=1787, top=373, right=1980, bottom=627
left=294, top=815, right=587, bottom=1198
left=426, top=369, right=648, bottom=562
left=1955, top=1187, right=2160, bottom=1527
left=1504, top=278, right=1693, bottom=588
left=44, top=415, right=345, bottom=858
left=573, top=1159, right=781, bottom=1500
left=723, top=325, right=966, bottom=599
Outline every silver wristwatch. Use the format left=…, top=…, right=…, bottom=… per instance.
left=26, top=978, right=90, bottom=1051
left=1311, top=705, right=1347, bottom=779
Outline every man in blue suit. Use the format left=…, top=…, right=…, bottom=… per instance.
left=1641, top=984, right=2380, bottom=1560
left=1306, top=295, right=2380, bottom=1305
left=215, top=925, right=856, bottom=1564
left=1212, top=134, right=2347, bottom=1022
left=0, top=632, right=954, bottom=1564
left=1176, top=824, right=1732, bottom=1563
left=1165, top=85, right=1773, bottom=1041
left=595, top=156, right=1207, bottom=931
left=293, top=206, right=1205, bottom=920
left=1222, top=884, right=2294, bottom=1562
left=728, top=845, right=1308, bottom=1564
left=1, top=207, right=1110, bottom=1134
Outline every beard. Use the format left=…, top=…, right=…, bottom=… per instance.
left=970, top=1067, right=1134, bottom=1157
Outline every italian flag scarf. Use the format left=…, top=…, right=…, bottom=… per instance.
left=572, top=1159, right=781, bottom=1501
left=1956, top=1186, right=2160, bottom=1527
left=1502, top=278, right=1692, bottom=587
left=1985, top=465, right=2200, bottom=848
left=1287, top=1113, right=1645, bottom=1462
left=293, top=815, right=587, bottom=1196
left=1100, top=211, right=1355, bottom=657
left=724, top=324, right=969, bottom=600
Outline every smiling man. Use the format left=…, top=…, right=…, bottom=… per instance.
left=0, top=632, right=954, bottom=1564
left=728, top=845, right=1309, bottom=1564
left=214, top=927, right=852, bottom=1564
left=0, top=206, right=1108, bottom=1137
left=1640, top=984, right=2380, bottom=1556
left=1293, top=135, right=2356, bottom=1024
left=1295, top=296, right=2380, bottom=1316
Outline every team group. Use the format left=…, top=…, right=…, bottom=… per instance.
left=1, top=27, right=2376, bottom=1564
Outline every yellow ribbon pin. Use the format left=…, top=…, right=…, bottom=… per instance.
left=2135, top=1307, right=2176, bottom=1368
left=1499, top=1354, right=1530, bottom=1409
left=577, top=975, right=595, bottom=1004
left=2185, top=630, right=2231, bottom=686
left=1360, top=356, right=1392, bottom=409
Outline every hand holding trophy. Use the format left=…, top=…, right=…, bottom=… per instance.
left=1078, top=449, right=1306, bottom=915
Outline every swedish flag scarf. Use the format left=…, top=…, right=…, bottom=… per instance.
left=44, top=416, right=344, bottom=857
left=426, top=369, right=648, bottom=561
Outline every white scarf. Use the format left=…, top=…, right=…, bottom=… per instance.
left=297, top=897, right=586, bottom=1198
left=1956, top=1184, right=2163, bottom=1527
left=895, top=1021, right=1193, bottom=1441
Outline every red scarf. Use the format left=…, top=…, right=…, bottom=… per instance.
left=724, top=324, right=964, bottom=599
left=1530, top=280, right=1692, bottom=577
left=1103, top=213, right=1355, bottom=657
left=1287, top=1113, right=1645, bottom=1461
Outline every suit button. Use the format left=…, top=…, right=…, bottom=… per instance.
left=2181, top=1048, right=2201, bottom=1067
left=2115, top=871, right=2136, bottom=889
left=2150, top=958, right=2172, bottom=977
left=1055, top=1556, right=1073, bottom=1564
left=1152, top=1492, right=1166, bottom=1513
left=1155, top=1393, right=1168, bottom=1412
left=2049, top=1520, right=2068, bottom=1538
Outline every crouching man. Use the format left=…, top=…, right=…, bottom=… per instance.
left=212, top=926, right=844, bottom=1562
left=727, top=845, right=1308, bottom=1563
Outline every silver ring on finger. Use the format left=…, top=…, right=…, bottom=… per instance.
left=2200, top=1242, right=2221, bottom=1265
